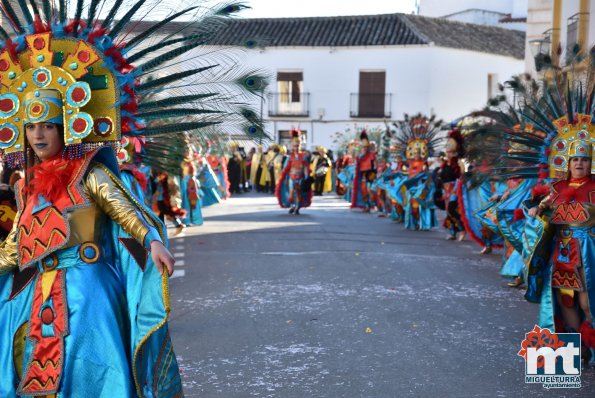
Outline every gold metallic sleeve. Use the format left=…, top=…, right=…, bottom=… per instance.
left=84, top=164, right=159, bottom=247
left=0, top=217, right=19, bottom=274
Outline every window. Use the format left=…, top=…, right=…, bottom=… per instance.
left=357, top=71, right=386, bottom=117
left=277, top=72, right=303, bottom=103
left=566, top=13, right=581, bottom=64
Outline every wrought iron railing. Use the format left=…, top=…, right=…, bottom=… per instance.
left=350, top=93, right=392, bottom=118
left=268, top=92, right=310, bottom=117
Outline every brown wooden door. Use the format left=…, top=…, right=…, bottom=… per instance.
left=358, top=71, right=385, bottom=117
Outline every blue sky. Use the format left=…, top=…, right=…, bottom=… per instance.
left=240, top=0, right=418, bottom=18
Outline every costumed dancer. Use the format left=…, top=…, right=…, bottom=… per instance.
left=351, top=131, right=377, bottom=211
left=197, top=153, right=223, bottom=207
left=0, top=1, right=268, bottom=395
left=0, top=20, right=183, bottom=397
left=472, top=69, right=595, bottom=363
left=180, top=155, right=204, bottom=226
left=207, top=148, right=230, bottom=200
left=392, top=114, right=441, bottom=230
left=384, top=149, right=407, bottom=223
left=275, top=129, right=311, bottom=214
left=273, top=144, right=287, bottom=189
left=312, top=145, right=332, bottom=196
left=117, top=136, right=150, bottom=205
left=458, top=162, right=507, bottom=254
left=439, top=128, right=466, bottom=240
left=227, top=143, right=244, bottom=195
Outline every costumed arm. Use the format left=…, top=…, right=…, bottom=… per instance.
left=0, top=220, right=18, bottom=274
left=85, top=164, right=161, bottom=247
left=85, top=164, right=175, bottom=275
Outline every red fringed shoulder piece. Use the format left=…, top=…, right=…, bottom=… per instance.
left=512, top=208, right=525, bottom=222
left=531, top=184, right=550, bottom=199
left=23, top=157, right=85, bottom=205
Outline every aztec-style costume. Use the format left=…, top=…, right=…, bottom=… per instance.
left=118, top=135, right=150, bottom=205
left=466, top=68, right=595, bottom=355
left=197, top=155, right=223, bottom=207
left=0, top=0, right=266, bottom=396
left=227, top=143, right=245, bottom=195
left=351, top=131, right=377, bottom=210
left=276, top=129, right=311, bottom=213
left=311, top=146, right=332, bottom=196
left=391, top=114, right=441, bottom=230
left=207, top=153, right=230, bottom=200
left=273, top=145, right=287, bottom=189
left=180, top=157, right=204, bottom=226
left=439, top=129, right=466, bottom=239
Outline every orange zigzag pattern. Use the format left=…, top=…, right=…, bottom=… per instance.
left=18, top=207, right=66, bottom=238
left=19, top=230, right=67, bottom=264
left=28, top=358, right=59, bottom=372
left=22, top=375, right=58, bottom=391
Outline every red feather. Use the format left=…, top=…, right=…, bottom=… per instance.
left=512, top=208, right=525, bottom=222
left=531, top=184, right=550, bottom=199
left=23, top=157, right=85, bottom=204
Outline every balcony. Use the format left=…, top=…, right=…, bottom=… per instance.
left=268, top=92, right=310, bottom=117
left=350, top=93, right=392, bottom=118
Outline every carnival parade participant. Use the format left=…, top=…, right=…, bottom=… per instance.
left=351, top=131, right=377, bottom=211
left=198, top=154, right=223, bottom=207
left=465, top=68, right=595, bottom=361
left=207, top=149, right=230, bottom=200
left=117, top=136, right=150, bottom=205
left=180, top=153, right=204, bottom=226
left=0, top=0, right=268, bottom=394
left=276, top=129, right=311, bottom=214
left=439, top=129, right=466, bottom=240
left=458, top=165, right=507, bottom=254
left=0, top=97, right=181, bottom=395
left=391, top=114, right=442, bottom=230
left=273, top=145, right=288, bottom=189
left=312, top=145, right=332, bottom=196
left=228, top=147, right=244, bottom=195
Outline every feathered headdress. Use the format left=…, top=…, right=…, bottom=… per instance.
left=359, top=130, right=370, bottom=147
left=0, top=0, right=268, bottom=168
left=446, top=128, right=465, bottom=158
left=390, top=113, right=444, bottom=160
left=465, top=55, right=595, bottom=180
left=290, top=128, right=301, bottom=146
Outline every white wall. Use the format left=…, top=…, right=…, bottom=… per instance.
left=210, top=45, right=523, bottom=151
left=427, top=47, right=524, bottom=118
left=419, top=0, right=515, bottom=17
left=525, top=0, right=552, bottom=74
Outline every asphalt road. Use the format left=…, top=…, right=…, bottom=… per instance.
left=166, top=193, right=594, bottom=398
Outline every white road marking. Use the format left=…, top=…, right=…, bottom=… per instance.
left=171, top=270, right=186, bottom=279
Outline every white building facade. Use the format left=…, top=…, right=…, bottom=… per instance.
left=239, top=45, right=523, bottom=150
left=208, top=13, right=526, bottom=151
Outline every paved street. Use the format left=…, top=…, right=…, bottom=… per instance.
left=167, top=193, right=594, bottom=398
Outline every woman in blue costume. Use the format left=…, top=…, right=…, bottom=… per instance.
left=468, top=69, right=595, bottom=364
left=526, top=129, right=595, bottom=361
left=390, top=114, right=442, bottom=231
left=0, top=0, right=267, bottom=395
left=493, top=178, right=538, bottom=286
left=459, top=171, right=507, bottom=253
left=0, top=96, right=180, bottom=396
left=197, top=155, right=223, bottom=207
left=181, top=157, right=204, bottom=226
